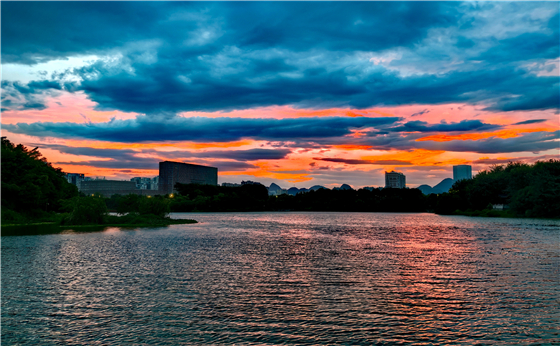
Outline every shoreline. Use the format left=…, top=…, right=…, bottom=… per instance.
left=2, top=219, right=197, bottom=228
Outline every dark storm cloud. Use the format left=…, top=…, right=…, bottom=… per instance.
left=388, top=120, right=501, bottom=133
left=474, top=16, right=560, bottom=64
left=4, top=116, right=402, bottom=143
left=38, top=144, right=138, bottom=159
left=40, top=144, right=291, bottom=163
left=167, top=148, right=292, bottom=161
left=1, top=2, right=458, bottom=64
left=21, top=115, right=547, bottom=155
left=52, top=58, right=558, bottom=114
left=57, top=159, right=158, bottom=170
left=43, top=142, right=265, bottom=171
left=57, top=159, right=256, bottom=171
left=139, top=148, right=291, bottom=161
left=512, top=119, right=548, bottom=125
left=2, top=2, right=558, bottom=114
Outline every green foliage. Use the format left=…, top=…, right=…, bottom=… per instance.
left=61, top=196, right=107, bottom=225
left=1, top=208, right=26, bottom=224
left=139, top=196, right=170, bottom=217
left=1, top=137, right=78, bottom=218
left=103, top=194, right=170, bottom=217
left=115, top=194, right=143, bottom=215
left=173, top=183, right=269, bottom=211
left=435, top=160, right=560, bottom=218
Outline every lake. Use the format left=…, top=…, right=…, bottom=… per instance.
left=2, top=212, right=559, bottom=345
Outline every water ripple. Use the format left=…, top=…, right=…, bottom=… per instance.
left=2, top=212, right=559, bottom=345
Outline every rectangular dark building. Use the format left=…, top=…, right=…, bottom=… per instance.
left=159, top=161, right=218, bottom=194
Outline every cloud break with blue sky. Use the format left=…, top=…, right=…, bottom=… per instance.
left=2, top=1, right=558, bottom=188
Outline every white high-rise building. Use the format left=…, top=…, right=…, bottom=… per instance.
left=385, top=171, right=406, bottom=189
left=453, top=165, right=472, bottom=181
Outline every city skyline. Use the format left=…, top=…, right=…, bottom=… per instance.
left=2, top=2, right=558, bottom=188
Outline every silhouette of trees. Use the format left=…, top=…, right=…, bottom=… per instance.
left=435, top=160, right=560, bottom=218
left=171, top=183, right=427, bottom=212
left=1, top=137, right=78, bottom=222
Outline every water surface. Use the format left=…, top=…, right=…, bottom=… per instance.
left=2, top=212, right=559, bottom=345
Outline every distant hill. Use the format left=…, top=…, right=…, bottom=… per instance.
left=417, top=178, right=454, bottom=195
left=269, top=183, right=283, bottom=192
left=309, top=185, right=327, bottom=191
left=333, top=184, right=353, bottom=191
left=287, top=187, right=300, bottom=196
left=417, top=184, right=433, bottom=195
left=432, top=178, right=454, bottom=194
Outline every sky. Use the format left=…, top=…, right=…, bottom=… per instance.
left=1, top=1, right=558, bottom=189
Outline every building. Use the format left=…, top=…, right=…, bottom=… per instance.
left=131, top=177, right=156, bottom=190
left=385, top=171, right=406, bottom=189
left=81, top=180, right=137, bottom=197
left=159, top=161, right=218, bottom=194
left=66, top=173, right=84, bottom=189
left=152, top=176, right=159, bottom=191
left=453, top=165, right=472, bottom=181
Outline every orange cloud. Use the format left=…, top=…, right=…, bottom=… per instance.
left=416, top=128, right=549, bottom=142
left=362, top=149, right=445, bottom=164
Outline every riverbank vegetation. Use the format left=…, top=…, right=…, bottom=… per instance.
left=433, top=160, right=559, bottom=218
left=1, top=138, right=196, bottom=229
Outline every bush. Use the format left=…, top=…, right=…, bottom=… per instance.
left=61, top=196, right=107, bottom=225
left=1, top=208, right=25, bottom=224
left=138, top=197, right=170, bottom=218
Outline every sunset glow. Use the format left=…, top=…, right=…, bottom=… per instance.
left=2, top=2, right=558, bottom=188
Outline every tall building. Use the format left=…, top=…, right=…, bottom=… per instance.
left=385, top=171, right=406, bottom=189
left=453, top=165, right=472, bottom=181
left=66, top=173, right=84, bottom=189
left=159, top=161, right=218, bottom=194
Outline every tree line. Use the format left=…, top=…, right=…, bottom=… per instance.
left=433, top=160, right=560, bottom=218
left=1, top=137, right=174, bottom=226
left=169, top=183, right=427, bottom=212
left=2, top=137, right=558, bottom=225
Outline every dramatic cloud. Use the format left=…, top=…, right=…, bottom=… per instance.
left=2, top=2, right=558, bottom=113
left=388, top=120, right=501, bottom=133
left=4, top=116, right=402, bottom=142
left=41, top=143, right=291, bottom=162
left=2, top=2, right=559, bottom=187
left=1, top=2, right=459, bottom=64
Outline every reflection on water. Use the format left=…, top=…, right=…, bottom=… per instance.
left=2, top=212, right=559, bottom=345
